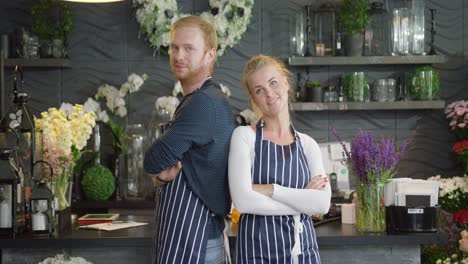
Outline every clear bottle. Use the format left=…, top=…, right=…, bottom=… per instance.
left=336, top=31, right=343, bottom=56
left=324, top=84, right=338, bottom=102
left=121, top=124, right=149, bottom=200
left=338, top=77, right=344, bottom=102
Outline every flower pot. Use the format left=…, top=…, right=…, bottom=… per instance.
left=356, top=183, right=386, bottom=232
left=343, top=33, right=364, bottom=56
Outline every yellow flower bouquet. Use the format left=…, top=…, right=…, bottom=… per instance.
left=35, top=104, right=95, bottom=210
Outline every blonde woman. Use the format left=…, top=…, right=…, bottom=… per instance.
left=228, top=55, right=331, bottom=264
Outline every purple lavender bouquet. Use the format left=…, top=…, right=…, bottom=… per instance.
left=333, top=129, right=407, bottom=232
left=334, top=129, right=407, bottom=186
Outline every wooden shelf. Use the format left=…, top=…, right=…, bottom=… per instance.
left=288, top=55, right=447, bottom=66
left=4, top=58, right=71, bottom=68
left=292, top=100, right=446, bottom=111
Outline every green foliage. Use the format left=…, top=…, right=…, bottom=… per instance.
left=30, top=0, right=73, bottom=40
left=339, top=0, right=369, bottom=34
left=81, top=165, right=115, bottom=201
left=440, top=189, right=468, bottom=214
left=406, top=66, right=440, bottom=100
left=421, top=244, right=456, bottom=264
left=108, top=117, right=128, bottom=156
left=305, top=81, right=321, bottom=88
left=344, top=72, right=369, bottom=101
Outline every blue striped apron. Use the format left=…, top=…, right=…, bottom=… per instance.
left=236, top=120, right=321, bottom=264
left=153, top=170, right=212, bottom=264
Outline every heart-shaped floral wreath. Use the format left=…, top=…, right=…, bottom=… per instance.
left=133, top=0, right=254, bottom=56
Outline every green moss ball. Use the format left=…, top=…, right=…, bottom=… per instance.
left=81, top=165, right=115, bottom=201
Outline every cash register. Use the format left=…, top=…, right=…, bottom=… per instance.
left=384, top=178, right=440, bottom=233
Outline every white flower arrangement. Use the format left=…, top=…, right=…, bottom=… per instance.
left=172, top=81, right=182, bottom=97
left=236, top=108, right=258, bottom=125
left=435, top=253, right=468, bottom=264
left=428, top=175, right=468, bottom=197
left=39, top=253, right=93, bottom=264
left=155, top=96, right=180, bottom=119
left=132, top=0, right=253, bottom=56
left=91, top=73, right=148, bottom=120
left=219, top=83, right=231, bottom=97
left=172, top=81, right=232, bottom=98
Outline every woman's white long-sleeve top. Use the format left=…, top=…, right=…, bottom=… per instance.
left=228, top=126, right=331, bottom=216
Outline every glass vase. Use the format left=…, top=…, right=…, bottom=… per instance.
left=355, top=183, right=386, bottom=233
left=365, top=2, right=391, bottom=56
left=289, top=7, right=307, bottom=57
left=410, top=0, right=425, bottom=55
left=344, top=72, right=369, bottom=102
left=148, top=108, right=172, bottom=144
left=120, top=124, right=148, bottom=200
left=51, top=177, right=72, bottom=211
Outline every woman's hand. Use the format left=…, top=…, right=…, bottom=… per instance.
left=305, top=175, right=328, bottom=190
left=251, top=175, right=327, bottom=197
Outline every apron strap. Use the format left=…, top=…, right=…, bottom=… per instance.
left=223, top=219, right=232, bottom=264
left=291, top=215, right=304, bottom=264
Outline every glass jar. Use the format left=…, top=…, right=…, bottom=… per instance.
left=344, top=72, right=369, bottom=102
left=410, top=0, right=425, bottom=55
left=372, top=79, right=388, bottom=102
left=396, top=8, right=410, bottom=55
left=365, top=2, right=391, bottom=56
left=386, top=78, right=397, bottom=102
left=26, top=36, right=40, bottom=59
left=289, top=7, right=307, bottom=57
left=52, top=39, right=65, bottom=58
left=148, top=108, right=172, bottom=144
left=313, top=3, right=336, bottom=56
left=121, top=124, right=148, bottom=200
left=406, top=66, right=439, bottom=100
left=324, top=85, right=338, bottom=102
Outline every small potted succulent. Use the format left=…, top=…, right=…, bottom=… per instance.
left=305, top=81, right=323, bottom=102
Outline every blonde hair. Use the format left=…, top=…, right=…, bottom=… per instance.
left=242, top=55, right=295, bottom=116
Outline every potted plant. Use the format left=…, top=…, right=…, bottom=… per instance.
left=339, top=0, right=369, bottom=56
left=30, top=0, right=72, bottom=58
left=305, top=81, right=323, bottom=102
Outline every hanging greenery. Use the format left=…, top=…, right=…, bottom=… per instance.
left=30, top=0, right=73, bottom=41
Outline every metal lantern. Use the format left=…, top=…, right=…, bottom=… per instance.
left=30, top=160, right=54, bottom=236
left=0, top=65, right=36, bottom=191
left=313, top=3, right=336, bottom=56
left=0, top=147, right=25, bottom=238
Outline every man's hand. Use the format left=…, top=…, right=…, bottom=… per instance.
left=150, top=161, right=182, bottom=186
left=305, top=175, right=328, bottom=190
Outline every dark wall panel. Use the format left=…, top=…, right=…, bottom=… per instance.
left=0, top=0, right=466, bottom=179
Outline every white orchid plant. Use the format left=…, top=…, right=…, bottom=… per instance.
left=171, top=81, right=232, bottom=98
left=155, top=96, right=180, bottom=120
left=84, top=73, right=148, bottom=155
left=236, top=108, right=257, bottom=125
